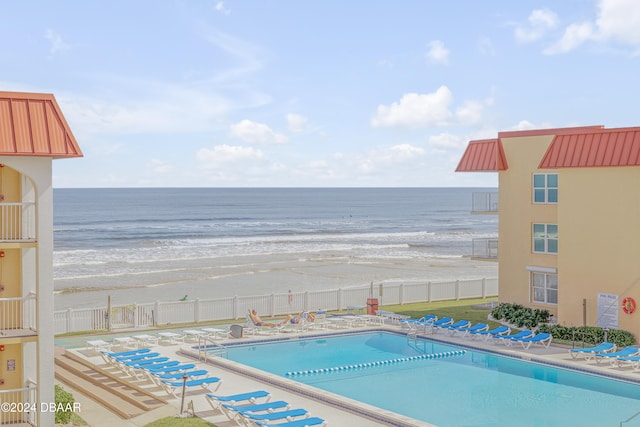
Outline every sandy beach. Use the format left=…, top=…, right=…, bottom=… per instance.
left=54, top=250, right=497, bottom=310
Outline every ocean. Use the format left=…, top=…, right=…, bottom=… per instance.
left=53, top=188, right=498, bottom=310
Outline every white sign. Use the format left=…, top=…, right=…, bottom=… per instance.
left=597, top=293, right=618, bottom=329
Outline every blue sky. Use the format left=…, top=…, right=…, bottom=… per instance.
left=2, top=1, right=640, bottom=188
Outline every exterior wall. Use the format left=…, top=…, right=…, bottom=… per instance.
left=557, top=166, right=640, bottom=335
left=0, top=343, right=23, bottom=389
left=498, top=135, right=558, bottom=316
left=0, top=157, right=54, bottom=427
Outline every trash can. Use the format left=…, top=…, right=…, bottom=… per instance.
left=366, top=298, right=379, bottom=315
left=230, top=324, right=244, bottom=338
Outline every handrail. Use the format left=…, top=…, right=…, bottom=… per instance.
left=620, top=410, right=640, bottom=427
left=197, top=335, right=228, bottom=364
left=571, top=330, right=601, bottom=348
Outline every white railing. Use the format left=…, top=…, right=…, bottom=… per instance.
left=0, top=293, right=37, bottom=335
left=472, top=238, right=499, bottom=260
left=53, top=278, right=498, bottom=335
left=0, top=382, right=37, bottom=425
left=472, top=192, right=498, bottom=213
left=0, top=202, right=36, bottom=241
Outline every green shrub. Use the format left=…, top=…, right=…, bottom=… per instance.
left=54, top=385, right=74, bottom=424
left=537, top=324, right=636, bottom=348
left=490, top=303, right=550, bottom=328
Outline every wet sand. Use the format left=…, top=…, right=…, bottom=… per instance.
left=54, top=251, right=497, bottom=310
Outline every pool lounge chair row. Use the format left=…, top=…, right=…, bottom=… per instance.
left=570, top=343, right=640, bottom=370
left=99, top=347, right=222, bottom=397
left=399, top=314, right=555, bottom=349
left=206, top=389, right=327, bottom=427
left=87, top=328, right=232, bottom=354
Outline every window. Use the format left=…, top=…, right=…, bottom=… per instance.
left=533, top=173, right=558, bottom=204
left=533, top=223, right=558, bottom=254
left=532, top=272, right=558, bottom=305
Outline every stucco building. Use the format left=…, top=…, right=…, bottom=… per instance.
left=457, top=125, right=640, bottom=338
left=0, top=91, right=82, bottom=425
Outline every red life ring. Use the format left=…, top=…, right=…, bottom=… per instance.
left=622, top=297, right=636, bottom=314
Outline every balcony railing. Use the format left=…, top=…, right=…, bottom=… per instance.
left=0, top=202, right=36, bottom=242
left=472, top=238, right=498, bottom=260
left=0, top=382, right=37, bottom=425
left=0, top=293, right=37, bottom=336
left=472, top=192, right=498, bottom=213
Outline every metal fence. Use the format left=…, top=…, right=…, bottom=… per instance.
left=53, top=277, right=498, bottom=335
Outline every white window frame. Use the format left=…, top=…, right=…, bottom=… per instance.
left=533, top=173, right=558, bottom=204
left=528, top=267, right=558, bottom=305
left=533, top=223, right=558, bottom=254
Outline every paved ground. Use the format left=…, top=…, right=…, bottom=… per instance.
left=55, top=321, right=640, bottom=427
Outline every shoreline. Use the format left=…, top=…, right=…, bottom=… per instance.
left=54, top=250, right=497, bottom=310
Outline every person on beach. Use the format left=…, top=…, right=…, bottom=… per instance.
left=248, top=309, right=285, bottom=327
left=180, top=294, right=188, bottom=301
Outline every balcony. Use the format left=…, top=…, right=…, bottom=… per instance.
left=0, top=202, right=36, bottom=242
left=472, top=192, right=498, bottom=214
left=0, top=293, right=37, bottom=337
left=0, top=382, right=37, bottom=425
left=472, top=238, right=498, bottom=261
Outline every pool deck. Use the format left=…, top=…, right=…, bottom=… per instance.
left=56, top=320, right=640, bottom=427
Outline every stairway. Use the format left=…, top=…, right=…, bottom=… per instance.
left=54, top=346, right=167, bottom=419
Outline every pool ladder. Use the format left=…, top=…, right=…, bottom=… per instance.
left=197, top=335, right=228, bottom=363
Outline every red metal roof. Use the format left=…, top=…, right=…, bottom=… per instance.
left=0, top=91, right=82, bottom=159
left=539, top=127, right=640, bottom=169
left=455, top=139, right=508, bottom=172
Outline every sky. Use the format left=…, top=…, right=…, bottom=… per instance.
left=2, top=0, right=640, bottom=188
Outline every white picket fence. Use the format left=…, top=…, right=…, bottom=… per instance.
left=53, top=277, right=497, bottom=335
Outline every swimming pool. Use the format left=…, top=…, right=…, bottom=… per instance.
left=219, top=331, right=640, bottom=427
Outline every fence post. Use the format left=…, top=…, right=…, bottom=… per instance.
left=427, top=282, right=432, bottom=303
left=66, top=308, right=73, bottom=333
left=154, top=300, right=161, bottom=325
left=233, top=296, right=239, bottom=319
left=399, top=284, right=404, bottom=305
left=482, top=278, right=486, bottom=299
left=195, top=298, right=200, bottom=323
left=304, top=291, right=309, bottom=312
left=133, top=305, right=139, bottom=328
left=269, top=294, right=276, bottom=316
left=337, top=288, right=343, bottom=311
left=455, top=280, right=460, bottom=300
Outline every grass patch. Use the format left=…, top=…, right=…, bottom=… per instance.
left=144, top=416, right=216, bottom=427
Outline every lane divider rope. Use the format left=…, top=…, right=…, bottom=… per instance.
left=285, top=349, right=466, bottom=377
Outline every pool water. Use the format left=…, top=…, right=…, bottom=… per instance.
left=221, top=332, right=640, bottom=427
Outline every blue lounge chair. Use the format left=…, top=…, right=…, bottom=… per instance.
left=254, top=416, right=327, bottom=427
left=427, top=317, right=453, bottom=332
left=514, top=332, right=553, bottom=349
left=494, top=330, right=533, bottom=345
left=470, top=325, right=510, bottom=341
left=221, top=400, right=290, bottom=422
left=443, top=320, right=472, bottom=334
left=400, top=314, right=437, bottom=330
left=162, top=376, right=222, bottom=397
left=611, top=354, right=640, bottom=369
left=205, top=390, right=271, bottom=411
left=569, top=342, right=616, bottom=359
left=148, top=363, right=196, bottom=373
left=242, top=408, right=309, bottom=423
left=593, top=346, right=639, bottom=363
left=154, top=369, right=209, bottom=380
left=453, top=323, right=489, bottom=337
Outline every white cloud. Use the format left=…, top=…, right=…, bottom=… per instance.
left=149, top=158, right=175, bottom=173
left=429, top=133, right=466, bottom=149
left=455, top=100, right=484, bottom=126
left=286, top=113, right=308, bottom=133
left=543, top=22, right=594, bottom=54
left=370, top=86, right=454, bottom=128
left=515, top=9, right=559, bottom=43
left=426, top=40, right=450, bottom=64
left=230, top=119, right=288, bottom=144
left=215, top=1, right=231, bottom=15
left=543, top=0, right=640, bottom=54
left=197, top=144, right=264, bottom=166
left=44, top=29, right=71, bottom=56
left=511, top=120, right=537, bottom=131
